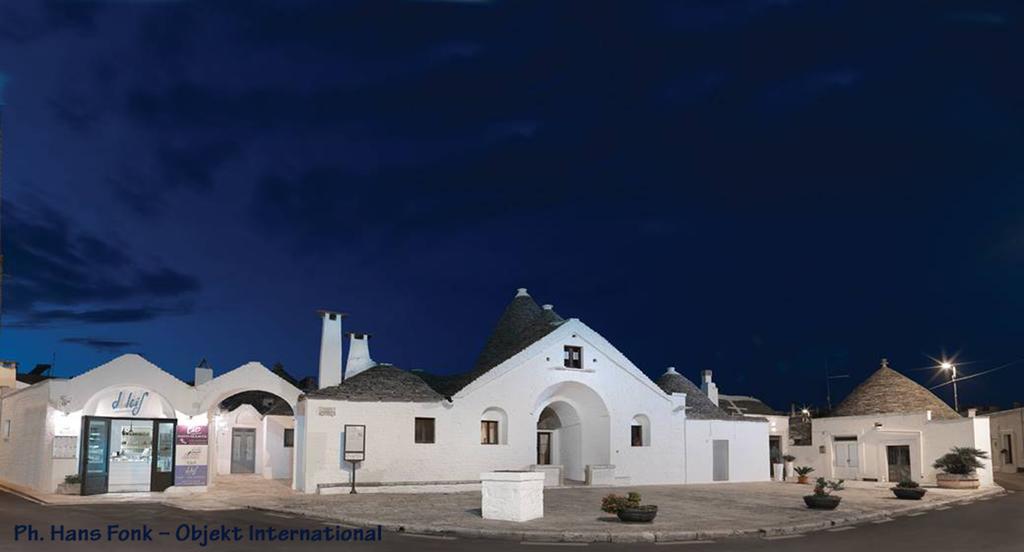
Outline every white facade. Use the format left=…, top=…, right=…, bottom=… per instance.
left=787, top=411, right=994, bottom=486
left=294, top=318, right=770, bottom=493
left=0, top=354, right=300, bottom=494
left=987, top=407, right=1024, bottom=474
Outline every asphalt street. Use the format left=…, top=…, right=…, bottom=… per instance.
left=0, top=488, right=1020, bottom=552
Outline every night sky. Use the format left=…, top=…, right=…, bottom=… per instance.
left=1, top=1, right=1022, bottom=412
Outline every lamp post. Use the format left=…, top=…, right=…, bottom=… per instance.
left=941, top=361, right=959, bottom=412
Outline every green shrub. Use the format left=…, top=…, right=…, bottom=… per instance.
left=932, top=447, right=989, bottom=475
left=783, top=454, right=797, bottom=463
left=895, top=479, right=919, bottom=489
left=64, top=474, right=81, bottom=485
left=794, top=466, right=815, bottom=476
left=813, top=477, right=845, bottom=496
left=601, top=492, right=642, bottom=513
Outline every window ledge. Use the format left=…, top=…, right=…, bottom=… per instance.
left=549, top=366, right=596, bottom=373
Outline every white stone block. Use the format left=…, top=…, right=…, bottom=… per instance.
left=530, top=464, right=563, bottom=487
left=481, top=471, right=545, bottom=522
left=585, top=464, right=616, bottom=486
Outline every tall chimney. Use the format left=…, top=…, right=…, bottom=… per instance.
left=194, top=358, right=213, bottom=386
left=345, top=333, right=374, bottom=380
left=317, top=310, right=346, bottom=389
left=701, top=369, right=719, bottom=406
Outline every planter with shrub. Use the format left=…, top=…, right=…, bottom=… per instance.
left=933, top=447, right=988, bottom=489
left=803, top=478, right=844, bottom=510
left=601, top=492, right=658, bottom=523
left=891, top=479, right=926, bottom=500
left=57, top=474, right=81, bottom=495
left=793, top=466, right=814, bottom=484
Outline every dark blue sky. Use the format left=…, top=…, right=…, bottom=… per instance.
left=1, top=0, right=1022, bottom=411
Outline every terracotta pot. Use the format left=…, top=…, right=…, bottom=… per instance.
left=803, top=494, right=841, bottom=510
left=617, top=505, right=658, bottom=522
left=891, top=487, right=927, bottom=500
left=797, top=475, right=809, bottom=484
left=936, top=473, right=980, bottom=489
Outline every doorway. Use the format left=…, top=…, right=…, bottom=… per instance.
left=230, top=428, right=257, bottom=473
left=79, top=416, right=178, bottom=495
left=537, top=432, right=552, bottom=465
left=886, top=445, right=912, bottom=482
left=713, top=440, right=730, bottom=481
left=768, top=435, right=782, bottom=478
left=833, top=436, right=859, bottom=479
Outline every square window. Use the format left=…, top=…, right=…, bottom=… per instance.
left=481, top=421, right=499, bottom=445
left=415, top=417, right=435, bottom=444
left=564, top=345, right=583, bottom=369
left=283, top=428, right=294, bottom=448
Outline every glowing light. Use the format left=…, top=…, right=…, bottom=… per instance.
left=940, top=361, right=954, bottom=371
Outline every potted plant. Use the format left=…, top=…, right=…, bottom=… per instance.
left=771, top=452, right=784, bottom=482
left=794, top=466, right=815, bottom=484
left=783, top=454, right=797, bottom=480
left=891, top=479, right=927, bottom=500
left=601, top=491, right=658, bottom=522
left=933, top=447, right=989, bottom=489
left=57, top=474, right=81, bottom=495
left=803, top=477, right=844, bottom=510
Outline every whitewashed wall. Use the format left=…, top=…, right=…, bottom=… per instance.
left=263, top=415, right=294, bottom=479
left=294, top=319, right=769, bottom=492
left=0, top=354, right=301, bottom=493
left=988, top=408, right=1023, bottom=474
left=787, top=412, right=994, bottom=486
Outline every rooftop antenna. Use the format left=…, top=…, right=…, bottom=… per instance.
left=825, top=357, right=849, bottom=412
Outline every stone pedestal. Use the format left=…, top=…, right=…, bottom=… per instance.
left=585, top=464, right=616, bottom=486
left=530, top=464, right=564, bottom=487
left=773, top=463, right=784, bottom=482
left=481, top=471, right=545, bottom=522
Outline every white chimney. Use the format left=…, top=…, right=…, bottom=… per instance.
left=701, top=369, right=719, bottom=406
left=345, top=333, right=374, bottom=380
left=194, top=358, right=213, bottom=386
left=318, top=310, right=345, bottom=389
left=968, top=408, right=977, bottom=418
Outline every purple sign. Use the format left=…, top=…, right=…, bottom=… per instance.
left=176, top=424, right=208, bottom=445
left=174, top=465, right=208, bottom=486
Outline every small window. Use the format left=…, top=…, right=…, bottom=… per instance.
left=631, top=425, right=643, bottom=447
left=283, top=428, right=294, bottom=448
left=415, top=417, right=435, bottom=444
left=481, top=421, right=499, bottom=445
left=564, top=345, right=583, bottom=369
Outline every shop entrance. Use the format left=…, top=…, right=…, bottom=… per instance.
left=79, top=416, right=177, bottom=495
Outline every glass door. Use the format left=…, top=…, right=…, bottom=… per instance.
left=537, top=432, right=551, bottom=465
left=80, top=417, right=110, bottom=495
left=886, top=445, right=911, bottom=483
left=151, top=421, right=176, bottom=491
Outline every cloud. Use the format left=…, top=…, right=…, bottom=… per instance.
left=3, top=200, right=201, bottom=326
left=156, top=140, right=240, bottom=191
left=60, top=337, right=140, bottom=352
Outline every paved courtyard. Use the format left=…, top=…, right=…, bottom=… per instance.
left=6, top=476, right=1002, bottom=542
left=255, top=480, right=998, bottom=540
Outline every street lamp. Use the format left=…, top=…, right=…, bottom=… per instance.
left=940, top=361, right=959, bottom=413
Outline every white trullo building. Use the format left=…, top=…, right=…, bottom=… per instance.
left=294, top=288, right=769, bottom=492
left=788, top=359, right=994, bottom=486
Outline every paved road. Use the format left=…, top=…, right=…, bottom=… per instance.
left=1, top=488, right=1020, bottom=551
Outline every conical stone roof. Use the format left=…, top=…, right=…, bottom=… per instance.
left=656, top=367, right=748, bottom=421
left=832, top=359, right=960, bottom=420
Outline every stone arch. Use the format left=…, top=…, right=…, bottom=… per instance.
left=533, top=381, right=611, bottom=482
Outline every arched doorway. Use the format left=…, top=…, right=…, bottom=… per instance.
left=209, top=390, right=295, bottom=487
left=533, top=382, right=610, bottom=482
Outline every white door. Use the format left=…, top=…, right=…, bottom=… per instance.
left=833, top=439, right=859, bottom=479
